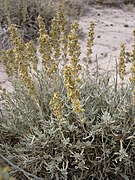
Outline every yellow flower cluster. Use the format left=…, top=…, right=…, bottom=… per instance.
left=60, top=30, right=68, bottom=65
left=63, top=21, right=84, bottom=114
left=1, top=24, right=36, bottom=96
left=63, top=65, right=83, bottom=114
left=10, top=25, right=36, bottom=96
left=9, top=24, right=26, bottom=72
left=1, top=49, right=15, bottom=76
left=118, top=43, right=126, bottom=81
left=68, top=21, right=81, bottom=71
left=38, top=15, right=58, bottom=76
left=50, top=17, right=60, bottom=60
left=63, top=65, right=79, bottom=100
left=25, top=41, right=38, bottom=71
left=49, top=92, right=63, bottom=121
left=57, top=0, right=68, bottom=64
left=86, top=21, right=95, bottom=65
left=130, top=30, right=135, bottom=85
left=57, top=0, right=67, bottom=33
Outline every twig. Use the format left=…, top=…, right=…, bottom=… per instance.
left=0, top=153, right=44, bottom=180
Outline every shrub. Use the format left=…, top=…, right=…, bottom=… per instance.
left=0, top=1, right=135, bottom=179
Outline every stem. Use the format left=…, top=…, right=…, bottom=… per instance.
left=0, top=153, right=44, bottom=180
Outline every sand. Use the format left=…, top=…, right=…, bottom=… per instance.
left=79, top=5, right=135, bottom=83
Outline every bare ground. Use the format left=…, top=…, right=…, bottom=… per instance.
left=79, top=5, right=135, bottom=83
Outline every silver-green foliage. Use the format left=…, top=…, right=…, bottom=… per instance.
left=0, top=72, right=134, bottom=179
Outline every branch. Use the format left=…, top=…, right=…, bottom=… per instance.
left=0, top=153, right=44, bottom=180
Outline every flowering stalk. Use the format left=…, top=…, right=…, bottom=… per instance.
left=68, top=21, right=81, bottom=75
left=1, top=24, right=36, bottom=96
left=9, top=24, right=27, bottom=74
left=25, top=41, right=38, bottom=71
left=38, top=15, right=58, bottom=77
left=57, top=0, right=67, bottom=33
left=1, top=49, right=15, bottom=76
left=86, top=21, right=95, bottom=66
left=57, top=0, right=68, bottom=64
left=50, top=17, right=60, bottom=60
left=118, top=43, right=126, bottom=83
left=49, top=92, right=63, bottom=121
left=64, top=21, right=84, bottom=117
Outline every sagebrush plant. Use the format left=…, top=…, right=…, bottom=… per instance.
left=0, top=1, right=135, bottom=180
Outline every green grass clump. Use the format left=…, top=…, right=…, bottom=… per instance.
left=0, top=1, right=135, bottom=179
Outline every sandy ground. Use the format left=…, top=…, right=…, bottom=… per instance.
left=79, top=5, right=135, bottom=83
left=0, top=5, right=135, bottom=91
